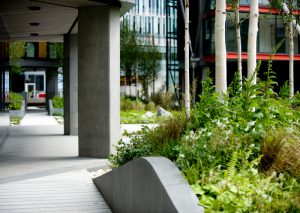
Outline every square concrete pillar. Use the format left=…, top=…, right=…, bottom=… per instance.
left=63, top=34, right=78, bottom=135
left=78, top=6, right=120, bottom=158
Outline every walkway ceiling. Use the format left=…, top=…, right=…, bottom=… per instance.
left=0, top=0, right=134, bottom=42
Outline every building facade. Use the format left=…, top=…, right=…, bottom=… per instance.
left=8, top=41, right=61, bottom=107
left=175, top=0, right=300, bottom=95
left=121, top=0, right=178, bottom=97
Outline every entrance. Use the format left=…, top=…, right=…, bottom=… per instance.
left=25, top=83, right=36, bottom=100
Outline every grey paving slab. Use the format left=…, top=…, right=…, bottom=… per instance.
left=0, top=170, right=112, bottom=213
left=0, top=111, right=110, bottom=184
left=0, top=111, right=112, bottom=212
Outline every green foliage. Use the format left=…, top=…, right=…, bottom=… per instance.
left=10, top=116, right=21, bottom=125
left=279, top=81, right=290, bottom=99
left=9, top=41, right=26, bottom=74
left=120, top=111, right=161, bottom=124
left=150, top=88, right=175, bottom=110
left=145, top=101, right=156, bottom=111
left=52, top=96, right=64, bottom=108
left=140, top=44, right=162, bottom=100
left=120, top=18, right=161, bottom=101
left=9, top=92, right=23, bottom=110
left=112, top=69, right=300, bottom=211
left=54, top=43, right=64, bottom=67
left=121, top=20, right=139, bottom=85
left=192, top=150, right=300, bottom=212
left=110, top=112, right=186, bottom=166
left=120, top=96, right=146, bottom=111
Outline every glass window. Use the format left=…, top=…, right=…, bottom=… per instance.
left=49, top=43, right=56, bottom=59
left=158, top=18, right=160, bottom=35
left=26, top=42, right=35, bottom=58
left=203, top=18, right=215, bottom=55
left=226, top=21, right=236, bottom=52
left=259, top=14, right=276, bottom=53
left=148, top=17, right=151, bottom=34
left=205, top=0, right=216, bottom=11
left=275, top=15, right=286, bottom=53
left=226, top=12, right=249, bottom=52
left=240, top=0, right=270, bottom=6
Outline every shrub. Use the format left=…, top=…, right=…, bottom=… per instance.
left=9, top=92, right=23, bottom=110
left=120, top=96, right=146, bottom=111
left=52, top=96, right=64, bottom=108
left=260, top=129, right=300, bottom=177
left=110, top=112, right=186, bottom=166
left=145, top=101, right=156, bottom=111
left=150, top=89, right=175, bottom=110
left=111, top=71, right=300, bottom=211
left=192, top=150, right=300, bottom=212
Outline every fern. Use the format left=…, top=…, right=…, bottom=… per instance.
left=227, top=151, right=238, bottom=180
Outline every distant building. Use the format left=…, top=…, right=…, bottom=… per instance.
left=121, top=0, right=178, bottom=97
left=8, top=42, right=61, bottom=107
left=174, top=0, right=300, bottom=97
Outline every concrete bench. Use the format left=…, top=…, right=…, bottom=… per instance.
left=94, top=157, right=204, bottom=213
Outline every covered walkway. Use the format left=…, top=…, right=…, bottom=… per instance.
left=0, top=111, right=111, bottom=212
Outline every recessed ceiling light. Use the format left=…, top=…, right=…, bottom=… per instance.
left=29, top=22, right=40, bottom=26
left=28, top=6, right=41, bottom=11
left=30, top=33, right=39, bottom=36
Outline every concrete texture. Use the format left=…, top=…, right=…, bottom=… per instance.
left=0, top=170, right=112, bottom=213
left=0, top=111, right=110, bottom=184
left=9, top=100, right=26, bottom=118
left=48, top=100, right=64, bottom=116
left=46, top=68, right=58, bottom=112
left=0, top=112, right=9, bottom=126
left=63, top=34, right=78, bottom=136
left=94, top=157, right=204, bottom=213
left=78, top=6, right=120, bottom=158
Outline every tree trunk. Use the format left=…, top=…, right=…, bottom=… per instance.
left=215, top=0, right=227, bottom=94
left=145, top=78, right=149, bottom=101
left=235, top=4, right=242, bottom=83
left=152, top=71, right=155, bottom=95
left=282, top=3, right=300, bottom=35
left=136, top=62, right=139, bottom=100
left=289, top=21, right=294, bottom=97
left=185, top=0, right=190, bottom=119
left=247, top=0, right=259, bottom=84
left=124, top=75, right=127, bottom=96
left=128, top=76, right=132, bottom=97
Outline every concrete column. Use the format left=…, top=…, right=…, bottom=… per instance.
left=78, top=6, right=120, bottom=158
left=63, top=34, right=78, bottom=135
left=46, top=68, right=57, bottom=112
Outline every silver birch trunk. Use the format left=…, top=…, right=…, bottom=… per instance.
left=281, top=2, right=298, bottom=97
left=282, top=3, right=300, bottom=35
left=136, top=62, right=139, bottom=100
left=247, top=0, right=259, bottom=84
left=289, top=21, right=294, bottom=97
left=235, top=5, right=242, bottom=83
left=185, top=0, right=190, bottom=119
left=215, top=0, right=227, bottom=94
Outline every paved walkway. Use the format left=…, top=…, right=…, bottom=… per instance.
left=0, top=111, right=111, bottom=212
left=0, top=170, right=111, bottom=213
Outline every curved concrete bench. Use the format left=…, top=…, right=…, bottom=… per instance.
left=93, top=157, right=204, bottom=213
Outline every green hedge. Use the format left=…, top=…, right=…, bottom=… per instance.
left=9, top=92, right=23, bottom=110
left=52, top=96, right=64, bottom=108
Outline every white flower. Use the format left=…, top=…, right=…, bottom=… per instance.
left=247, top=121, right=256, bottom=126
left=179, top=154, right=185, bottom=158
left=220, top=180, right=227, bottom=186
